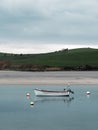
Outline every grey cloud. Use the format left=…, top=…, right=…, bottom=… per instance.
left=0, top=0, right=98, bottom=45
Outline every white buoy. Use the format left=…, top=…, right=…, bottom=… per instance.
left=86, top=91, right=90, bottom=95
left=26, top=93, right=30, bottom=99
left=30, top=101, right=34, bottom=105
left=26, top=92, right=30, bottom=96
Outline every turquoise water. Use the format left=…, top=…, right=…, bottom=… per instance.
left=0, top=85, right=98, bottom=130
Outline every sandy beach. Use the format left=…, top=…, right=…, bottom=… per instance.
left=0, top=71, right=98, bottom=85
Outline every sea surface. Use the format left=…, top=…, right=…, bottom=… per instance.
left=0, top=84, right=98, bottom=130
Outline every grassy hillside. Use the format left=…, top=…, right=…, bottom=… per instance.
left=0, top=48, right=98, bottom=71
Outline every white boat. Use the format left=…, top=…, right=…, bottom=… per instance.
left=34, top=88, right=74, bottom=97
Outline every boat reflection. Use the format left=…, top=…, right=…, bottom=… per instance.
left=32, top=96, right=74, bottom=105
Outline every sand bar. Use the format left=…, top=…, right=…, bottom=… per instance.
left=0, top=71, right=98, bottom=85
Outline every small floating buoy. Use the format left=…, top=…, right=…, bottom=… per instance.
left=30, top=101, right=34, bottom=105
left=86, top=91, right=91, bottom=95
left=26, top=92, right=30, bottom=96
left=26, top=93, right=30, bottom=99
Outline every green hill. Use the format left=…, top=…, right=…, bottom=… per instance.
left=0, top=48, right=98, bottom=71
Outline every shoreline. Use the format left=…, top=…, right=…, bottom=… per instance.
left=0, top=78, right=98, bottom=85
left=0, top=71, right=98, bottom=85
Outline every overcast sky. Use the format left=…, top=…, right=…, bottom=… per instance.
left=0, top=0, right=98, bottom=53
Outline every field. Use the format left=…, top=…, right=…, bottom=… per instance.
left=0, top=48, right=98, bottom=71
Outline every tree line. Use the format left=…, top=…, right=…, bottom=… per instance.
left=0, top=60, right=98, bottom=71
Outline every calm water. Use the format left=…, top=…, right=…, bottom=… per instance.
left=0, top=84, right=98, bottom=130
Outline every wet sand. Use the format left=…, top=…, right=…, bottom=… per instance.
left=0, top=71, right=98, bottom=85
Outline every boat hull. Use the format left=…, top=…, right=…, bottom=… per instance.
left=34, top=89, right=70, bottom=97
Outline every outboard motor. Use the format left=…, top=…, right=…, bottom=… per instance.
left=67, top=89, right=74, bottom=94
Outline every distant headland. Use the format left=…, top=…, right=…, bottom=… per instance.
left=0, top=48, right=98, bottom=71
